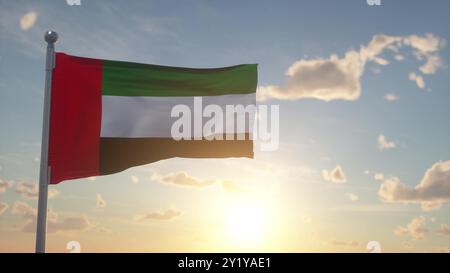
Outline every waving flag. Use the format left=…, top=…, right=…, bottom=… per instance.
left=48, top=53, right=257, bottom=184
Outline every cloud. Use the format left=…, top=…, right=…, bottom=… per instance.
left=48, top=188, right=59, bottom=198
left=0, top=202, right=9, bottom=215
left=257, top=33, right=445, bottom=102
left=11, top=201, right=91, bottom=233
left=20, top=11, right=37, bottom=30
left=322, top=165, right=347, bottom=184
left=135, top=208, right=181, bottom=221
left=346, top=193, right=359, bottom=202
left=378, top=161, right=450, bottom=211
left=395, top=54, right=405, bottom=61
left=96, top=227, right=113, bottom=234
left=404, top=34, right=442, bottom=53
left=436, top=224, right=450, bottom=236
left=360, top=34, right=402, bottom=63
left=395, top=216, right=428, bottom=240
left=408, top=72, right=426, bottom=89
left=419, top=55, right=443, bottom=74
left=152, top=172, right=215, bottom=188
left=374, top=173, right=385, bottom=181
left=257, top=50, right=364, bottom=101
left=152, top=171, right=247, bottom=193
left=15, top=182, right=59, bottom=199
left=11, top=201, right=57, bottom=224
left=0, top=179, right=14, bottom=193
left=438, top=246, right=450, bottom=253
left=403, top=33, right=445, bottom=75
left=11, top=201, right=36, bottom=217
left=96, top=194, right=106, bottom=208
left=15, top=183, right=38, bottom=198
left=45, top=215, right=92, bottom=234
left=221, top=180, right=248, bottom=193
left=384, top=93, right=398, bottom=102
left=378, top=134, right=396, bottom=151
left=328, top=239, right=360, bottom=247
left=131, top=175, right=139, bottom=184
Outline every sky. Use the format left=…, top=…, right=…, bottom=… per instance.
left=1, top=0, right=450, bottom=253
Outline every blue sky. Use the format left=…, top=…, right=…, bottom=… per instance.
left=1, top=0, right=450, bottom=252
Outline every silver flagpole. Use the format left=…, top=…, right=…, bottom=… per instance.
left=36, top=31, right=58, bottom=253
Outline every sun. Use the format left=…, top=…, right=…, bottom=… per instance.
left=225, top=199, right=268, bottom=249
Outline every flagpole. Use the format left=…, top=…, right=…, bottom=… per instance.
left=36, top=31, right=58, bottom=253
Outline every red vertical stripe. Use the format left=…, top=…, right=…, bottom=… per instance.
left=48, top=53, right=102, bottom=184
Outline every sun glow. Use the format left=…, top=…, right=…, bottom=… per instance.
left=226, top=199, right=268, bottom=249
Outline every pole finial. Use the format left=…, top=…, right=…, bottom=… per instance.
left=44, top=31, right=58, bottom=44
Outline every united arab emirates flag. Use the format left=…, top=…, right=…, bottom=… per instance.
left=48, top=53, right=257, bottom=184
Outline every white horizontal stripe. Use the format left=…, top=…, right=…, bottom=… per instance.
left=101, top=94, right=256, bottom=138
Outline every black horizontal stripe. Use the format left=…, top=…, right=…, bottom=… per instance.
left=99, top=137, right=253, bottom=175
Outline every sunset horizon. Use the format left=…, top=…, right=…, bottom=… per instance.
left=1, top=0, right=450, bottom=255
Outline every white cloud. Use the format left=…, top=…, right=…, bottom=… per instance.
left=379, top=161, right=450, bottom=211
left=378, top=134, right=396, bottom=151
left=404, top=34, right=445, bottom=75
left=0, top=202, right=8, bottom=215
left=48, top=188, right=59, bottom=198
left=20, top=11, right=37, bottom=30
left=131, top=175, right=139, bottom=184
left=15, top=182, right=59, bottom=199
left=408, top=72, right=426, bottom=89
left=135, top=208, right=181, bottom=221
left=15, top=183, right=38, bottom=198
left=404, top=34, right=442, bottom=53
left=11, top=201, right=36, bottom=217
left=45, top=215, right=92, bottom=234
left=346, top=193, right=359, bottom=202
left=395, top=216, right=428, bottom=240
left=328, top=239, right=360, bottom=247
left=384, top=93, right=398, bottom=102
left=374, top=173, right=385, bottom=181
left=11, top=201, right=91, bottom=233
left=257, top=33, right=445, bottom=102
left=394, top=54, right=405, bottom=61
left=361, top=34, right=402, bottom=61
left=221, top=180, right=248, bottom=193
left=96, top=227, right=113, bottom=234
left=96, top=194, right=106, bottom=208
left=0, top=179, right=14, bottom=193
left=152, top=171, right=247, bottom=193
left=322, top=165, right=347, bottom=184
left=257, top=50, right=364, bottom=102
left=436, top=224, right=450, bottom=236
left=152, top=171, right=215, bottom=188
left=419, top=55, right=443, bottom=74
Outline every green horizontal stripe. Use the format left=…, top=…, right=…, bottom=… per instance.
left=101, top=60, right=257, bottom=97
